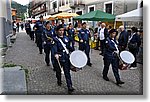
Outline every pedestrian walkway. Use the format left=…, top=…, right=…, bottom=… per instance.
left=3, top=31, right=143, bottom=95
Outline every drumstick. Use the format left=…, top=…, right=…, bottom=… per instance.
left=56, top=58, right=64, bottom=74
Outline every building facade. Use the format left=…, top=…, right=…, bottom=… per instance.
left=29, top=0, right=48, bottom=19
left=30, top=0, right=142, bottom=28
left=0, top=0, right=12, bottom=46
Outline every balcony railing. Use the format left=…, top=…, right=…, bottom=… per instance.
left=70, top=1, right=85, bottom=9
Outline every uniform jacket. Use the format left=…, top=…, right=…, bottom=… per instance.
left=53, top=36, right=74, bottom=62
left=78, top=28, right=90, bottom=42
left=42, top=28, right=56, bottom=45
left=105, top=37, right=118, bottom=57
left=34, top=20, right=46, bottom=34
left=129, top=33, right=141, bottom=47
left=67, top=28, right=75, bottom=41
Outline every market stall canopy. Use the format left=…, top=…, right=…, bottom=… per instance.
left=73, top=10, right=115, bottom=21
left=115, top=8, right=143, bottom=21
left=47, top=12, right=79, bottom=20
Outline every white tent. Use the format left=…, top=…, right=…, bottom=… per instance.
left=115, top=8, right=143, bottom=22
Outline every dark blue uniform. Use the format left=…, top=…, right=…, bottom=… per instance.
left=60, top=24, right=67, bottom=36
left=34, top=20, right=46, bottom=54
left=67, top=28, right=75, bottom=50
left=128, top=33, right=141, bottom=67
left=103, top=37, right=121, bottom=82
left=25, top=22, right=31, bottom=35
left=78, top=28, right=91, bottom=65
left=42, top=28, right=56, bottom=66
left=53, top=36, right=74, bottom=89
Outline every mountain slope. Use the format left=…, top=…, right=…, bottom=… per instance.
left=11, top=0, right=27, bottom=20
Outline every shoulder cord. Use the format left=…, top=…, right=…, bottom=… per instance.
left=56, top=37, right=69, bottom=54
left=111, top=39, right=119, bottom=52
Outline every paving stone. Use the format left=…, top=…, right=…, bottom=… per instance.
left=2, top=66, right=27, bottom=95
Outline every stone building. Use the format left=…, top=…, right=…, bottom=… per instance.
left=0, top=0, right=12, bottom=46
left=29, top=0, right=142, bottom=28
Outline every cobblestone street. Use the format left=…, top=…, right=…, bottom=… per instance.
left=4, top=31, right=143, bottom=95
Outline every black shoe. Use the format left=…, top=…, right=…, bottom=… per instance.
left=68, top=87, right=75, bottom=92
left=116, top=81, right=125, bottom=85
left=46, top=64, right=50, bottom=66
left=87, top=63, right=92, bottom=67
left=57, top=81, right=62, bottom=86
left=99, top=53, right=104, bottom=56
left=103, top=76, right=109, bottom=81
left=39, top=52, right=42, bottom=54
left=53, top=68, right=56, bottom=71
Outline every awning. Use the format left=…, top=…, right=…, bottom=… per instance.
left=47, top=12, right=79, bottom=20
left=115, top=8, right=143, bottom=22
left=73, top=10, right=115, bottom=22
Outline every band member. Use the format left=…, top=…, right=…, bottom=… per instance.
left=53, top=25, right=75, bottom=92
left=25, top=21, right=31, bottom=35
left=103, top=29, right=124, bottom=85
left=67, top=23, right=75, bottom=50
left=118, top=26, right=128, bottom=51
left=21, top=22, right=24, bottom=31
left=60, top=19, right=67, bottom=36
left=16, top=22, right=20, bottom=32
left=94, top=21, right=102, bottom=50
left=34, top=15, right=46, bottom=54
left=99, top=23, right=109, bottom=55
left=42, top=21, right=56, bottom=66
left=78, top=22, right=92, bottom=67
left=128, top=27, right=141, bottom=70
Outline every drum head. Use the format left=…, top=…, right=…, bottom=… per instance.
left=70, top=50, right=88, bottom=68
left=120, top=51, right=135, bottom=64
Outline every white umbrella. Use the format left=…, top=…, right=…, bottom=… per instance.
left=115, top=8, right=143, bottom=22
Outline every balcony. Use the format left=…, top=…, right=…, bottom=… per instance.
left=48, top=8, right=62, bottom=15
left=70, top=1, right=85, bottom=9
left=32, top=7, right=47, bottom=16
left=31, top=1, right=47, bottom=11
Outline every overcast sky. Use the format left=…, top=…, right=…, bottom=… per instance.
left=13, top=0, right=29, bottom=5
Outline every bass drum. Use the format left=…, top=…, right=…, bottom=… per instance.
left=120, top=51, right=135, bottom=64
left=70, top=50, right=88, bottom=69
left=119, top=51, right=135, bottom=70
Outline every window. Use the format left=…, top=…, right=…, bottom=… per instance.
left=53, top=1, right=57, bottom=9
left=74, top=0, right=77, bottom=5
left=66, top=0, right=68, bottom=5
left=140, top=1, right=143, bottom=8
left=68, top=12, right=71, bottom=22
left=105, top=3, right=112, bottom=14
left=76, top=11, right=82, bottom=15
left=104, top=1, right=113, bottom=14
left=59, top=0, right=61, bottom=7
left=62, top=0, right=65, bottom=6
left=88, top=5, right=95, bottom=13
left=69, top=0, right=72, bottom=4
left=89, top=7, right=94, bottom=12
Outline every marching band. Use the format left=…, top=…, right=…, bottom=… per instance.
left=24, top=15, right=141, bottom=93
